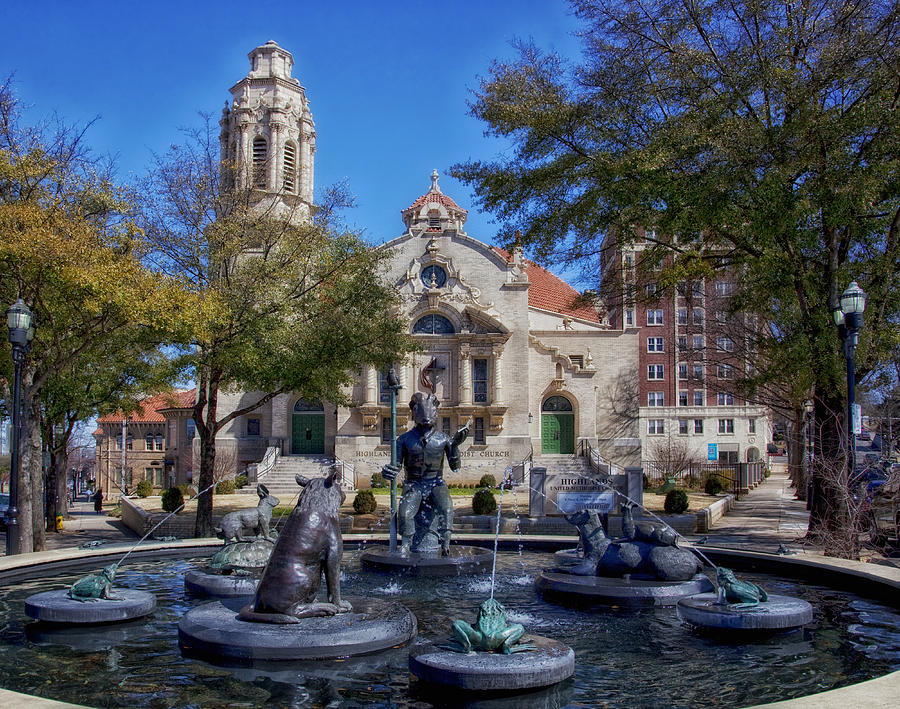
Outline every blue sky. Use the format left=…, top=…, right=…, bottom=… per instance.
left=2, top=0, right=581, bottom=255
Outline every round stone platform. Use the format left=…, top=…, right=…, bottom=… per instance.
left=184, top=568, right=257, bottom=598
left=409, top=635, right=574, bottom=691
left=535, top=570, right=714, bottom=607
left=360, top=545, right=494, bottom=575
left=677, top=593, right=814, bottom=632
left=24, top=589, right=157, bottom=625
left=178, top=596, right=417, bottom=660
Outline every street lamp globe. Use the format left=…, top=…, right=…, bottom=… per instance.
left=6, top=298, right=33, bottom=347
left=839, top=281, right=867, bottom=316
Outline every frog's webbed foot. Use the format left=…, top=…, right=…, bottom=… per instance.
left=451, top=619, right=478, bottom=654
left=498, top=623, right=527, bottom=654
left=507, top=643, right=537, bottom=653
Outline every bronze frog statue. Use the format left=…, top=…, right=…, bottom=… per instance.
left=716, top=567, right=768, bottom=606
left=451, top=598, right=534, bottom=654
left=67, top=563, right=120, bottom=602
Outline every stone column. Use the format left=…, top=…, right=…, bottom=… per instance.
left=459, top=347, right=472, bottom=405
left=364, top=366, right=376, bottom=405
left=238, top=125, right=251, bottom=189
left=492, top=346, right=504, bottom=406
left=268, top=123, right=281, bottom=192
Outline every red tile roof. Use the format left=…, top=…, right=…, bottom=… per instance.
left=97, top=389, right=196, bottom=424
left=402, top=189, right=467, bottom=215
left=494, top=248, right=601, bottom=323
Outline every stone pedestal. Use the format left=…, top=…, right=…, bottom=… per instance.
left=184, top=568, right=258, bottom=598
left=360, top=545, right=494, bottom=576
left=676, top=593, right=813, bottom=632
left=25, top=589, right=157, bottom=624
left=178, top=596, right=417, bottom=660
left=409, top=635, right=574, bottom=691
left=535, top=570, right=713, bottom=607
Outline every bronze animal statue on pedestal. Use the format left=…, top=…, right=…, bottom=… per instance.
left=214, top=484, right=280, bottom=543
left=240, top=468, right=351, bottom=622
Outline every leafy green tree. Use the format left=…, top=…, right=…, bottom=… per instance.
left=139, top=119, right=414, bottom=537
left=452, top=0, right=900, bottom=551
left=0, top=80, right=196, bottom=552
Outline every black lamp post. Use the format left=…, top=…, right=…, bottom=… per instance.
left=385, top=367, right=402, bottom=553
left=804, top=398, right=814, bottom=508
left=832, top=281, right=867, bottom=479
left=6, top=298, right=34, bottom=556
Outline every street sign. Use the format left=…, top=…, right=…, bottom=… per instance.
left=852, top=403, right=862, bottom=435
left=707, top=443, right=718, bottom=461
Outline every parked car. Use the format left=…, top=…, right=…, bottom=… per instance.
left=868, top=477, right=900, bottom=545
left=0, top=492, right=8, bottom=530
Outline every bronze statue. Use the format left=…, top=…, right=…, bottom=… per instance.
left=382, top=392, right=468, bottom=556
left=240, top=469, right=351, bottom=622
left=451, top=598, right=534, bottom=654
left=67, top=564, right=120, bottom=601
left=214, top=484, right=280, bottom=543
left=716, top=567, right=768, bottom=606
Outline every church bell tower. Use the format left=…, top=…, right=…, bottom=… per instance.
left=220, top=41, right=316, bottom=222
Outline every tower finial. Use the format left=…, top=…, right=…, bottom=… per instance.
left=430, top=169, right=441, bottom=193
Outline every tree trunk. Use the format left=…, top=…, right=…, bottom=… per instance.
left=23, top=387, right=45, bottom=552
left=808, top=388, right=847, bottom=540
left=193, top=367, right=221, bottom=538
left=787, top=409, right=806, bottom=500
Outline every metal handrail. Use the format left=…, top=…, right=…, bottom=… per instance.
left=333, top=457, right=357, bottom=492
left=254, top=445, right=280, bottom=482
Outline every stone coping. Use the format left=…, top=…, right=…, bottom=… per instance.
left=1, top=540, right=899, bottom=707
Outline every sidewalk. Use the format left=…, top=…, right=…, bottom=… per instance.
left=41, top=500, right=139, bottom=551
left=691, top=469, right=811, bottom=552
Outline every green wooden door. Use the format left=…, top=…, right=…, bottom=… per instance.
left=292, top=413, right=325, bottom=454
left=541, top=413, right=575, bottom=454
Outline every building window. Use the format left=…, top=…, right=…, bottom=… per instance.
left=692, top=281, right=704, bottom=297
left=678, top=308, right=687, bottom=325
left=421, top=264, right=447, bottom=288
left=145, top=434, right=154, bottom=451
left=719, top=418, right=735, bottom=434
left=473, top=358, right=488, bottom=403
left=679, top=392, right=688, bottom=406
left=247, top=418, right=261, bottom=437
left=679, top=419, right=689, bottom=435
left=717, top=392, right=734, bottom=406
left=648, top=419, right=665, bottom=435
left=154, top=467, right=164, bottom=487
left=715, top=281, right=732, bottom=296
left=648, top=364, right=664, bottom=380
left=717, top=336, right=734, bottom=352
left=695, top=419, right=704, bottom=434
left=693, top=335, right=704, bottom=350
left=647, top=309, right=664, bottom=325
left=717, top=364, right=734, bottom=380
left=693, top=390, right=704, bottom=406
left=126, top=436, right=133, bottom=450
left=381, top=417, right=392, bottom=443
left=647, top=337, right=664, bottom=353
left=282, top=141, right=297, bottom=193
left=625, top=309, right=634, bottom=326
left=474, top=417, right=486, bottom=444
left=648, top=392, right=665, bottom=407
left=412, top=314, right=455, bottom=334
left=646, top=283, right=658, bottom=297
left=715, top=310, right=727, bottom=323
left=693, top=364, right=704, bottom=381
left=427, top=210, right=441, bottom=229
left=678, top=335, right=687, bottom=350
left=252, top=136, right=268, bottom=188
left=442, top=417, right=451, bottom=436
left=624, top=254, right=634, bottom=268
left=155, top=434, right=164, bottom=451
left=749, top=418, right=756, bottom=434
left=678, top=364, right=688, bottom=380
left=186, top=418, right=196, bottom=439
left=693, top=308, right=704, bottom=324
left=144, top=467, right=155, bottom=483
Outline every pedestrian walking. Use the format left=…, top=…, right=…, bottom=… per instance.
left=93, top=488, right=103, bottom=514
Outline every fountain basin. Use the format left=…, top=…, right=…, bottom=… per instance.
left=409, top=635, right=574, bottom=691
left=183, top=567, right=258, bottom=597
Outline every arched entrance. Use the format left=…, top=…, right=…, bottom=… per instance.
left=541, top=395, right=575, bottom=454
left=292, top=399, right=325, bottom=454
left=746, top=447, right=760, bottom=462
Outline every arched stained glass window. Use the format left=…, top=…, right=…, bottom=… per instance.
left=542, top=396, right=573, bottom=412
left=421, top=264, right=447, bottom=288
left=412, top=314, right=455, bottom=335
left=294, top=399, right=324, bottom=412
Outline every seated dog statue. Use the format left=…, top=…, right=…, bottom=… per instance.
left=240, top=468, right=351, bottom=622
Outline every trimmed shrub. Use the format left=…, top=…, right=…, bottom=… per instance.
left=177, top=484, right=196, bottom=498
left=704, top=475, right=725, bottom=496
left=478, top=474, right=497, bottom=489
left=215, top=480, right=235, bottom=495
left=371, top=472, right=388, bottom=488
left=135, top=479, right=153, bottom=498
left=664, top=489, right=689, bottom=514
left=235, top=474, right=248, bottom=489
left=353, top=489, right=377, bottom=515
left=472, top=488, right=497, bottom=515
left=161, top=486, right=184, bottom=513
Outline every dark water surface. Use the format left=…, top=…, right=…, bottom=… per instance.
left=1, top=551, right=898, bottom=708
